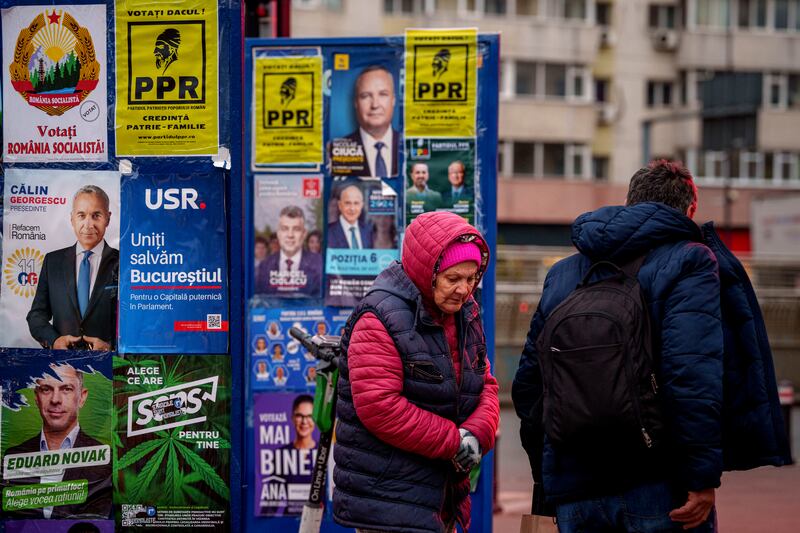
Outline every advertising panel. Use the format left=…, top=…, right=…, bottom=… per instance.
left=0, top=169, right=120, bottom=349
left=253, top=175, right=324, bottom=299
left=1, top=352, right=113, bottom=520
left=404, top=29, right=477, bottom=138
left=405, top=137, right=475, bottom=223
left=118, top=172, right=228, bottom=353
left=253, top=392, right=318, bottom=517
left=328, top=46, right=402, bottom=177
left=113, top=355, right=230, bottom=530
left=249, top=307, right=324, bottom=391
left=324, top=178, right=399, bottom=307
left=2, top=4, right=108, bottom=162
left=115, top=0, right=219, bottom=155
left=252, top=50, right=323, bottom=167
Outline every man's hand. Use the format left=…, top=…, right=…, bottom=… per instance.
left=83, top=336, right=111, bottom=351
left=53, top=335, right=82, bottom=350
left=452, top=429, right=481, bottom=473
left=669, top=488, right=715, bottom=530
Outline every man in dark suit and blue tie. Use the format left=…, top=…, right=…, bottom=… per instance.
left=339, top=66, right=399, bottom=177
left=441, top=160, right=473, bottom=208
left=27, top=185, right=118, bottom=351
left=327, top=184, right=373, bottom=249
left=256, top=205, right=323, bottom=297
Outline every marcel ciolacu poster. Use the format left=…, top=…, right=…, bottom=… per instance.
left=0, top=169, right=121, bottom=350
left=118, top=173, right=228, bottom=354
left=114, top=355, right=230, bottom=530
left=1, top=352, right=113, bottom=520
left=2, top=4, right=109, bottom=162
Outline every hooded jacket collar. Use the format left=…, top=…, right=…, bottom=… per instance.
left=572, top=202, right=703, bottom=262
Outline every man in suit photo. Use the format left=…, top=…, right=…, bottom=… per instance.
left=2, top=363, right=112, bottom=519
left=328, top=184, right=374, bottom=249
left=255, top=205, right=322, bottom=297
left=338, top=65, right=399, bottom=177
left=406, top=162, right=443, bottom=213
left=26, top=185, right=119, bottom=351
left=441, top=160, right=473, bottom=208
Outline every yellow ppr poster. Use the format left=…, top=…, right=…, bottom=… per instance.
left=405, top=29, right=477, bottom=138
left=253, top=54, right=323, bottom=166
left=115, top=0, right=218, bottom=156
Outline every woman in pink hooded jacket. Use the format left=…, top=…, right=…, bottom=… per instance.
left=332, top=211, right=500, bottom=533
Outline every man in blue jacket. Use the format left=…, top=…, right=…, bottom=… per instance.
left=514, top=160, right=723, bottom=531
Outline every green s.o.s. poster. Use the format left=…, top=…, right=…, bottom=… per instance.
left=113, top=355, right=230, bottom=530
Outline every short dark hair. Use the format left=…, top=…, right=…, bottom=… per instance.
left=255, top=236, right=268, bottom=246
left=292, top=394, right=314, bottom=413
left=279, top=205, right=305, bottom=221
left=626, top=159, right=697, bottom=213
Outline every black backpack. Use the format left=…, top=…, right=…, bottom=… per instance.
left=536, top=255, right=663, bottom=453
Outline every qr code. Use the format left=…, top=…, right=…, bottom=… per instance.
left=207, top=314, right=222, bottom=330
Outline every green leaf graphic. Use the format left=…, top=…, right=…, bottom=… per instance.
left=175, top=441, right=230, bottom=500
left=129, top=442, right=169, bottom=503
left=116, top=437, right=164, bottom=472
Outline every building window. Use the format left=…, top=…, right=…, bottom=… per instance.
left=649, top=4, right=677, bottom=28
left=545, top=64, right=567, bottom=97
left=543, top=143, right=566, bottom=176
left=695, top=0, right=730, bottom=28
left=518, top=0, right=539, bottom=15
left=739, top=152, right=763, bottom=179
left=775, top=0, right=790, bottom=30
left=485, top=0, right=507, bottom=14
left=516, top=61, right=538, bottom=96
left=737, top=0, right=767, bottom=28
left=775, top=153, right=800, bottom=181
left=513, top=142, right=537, bottom=175
left=704, top=151, right=727, bottom=178
left=765, top=73, right=800, bottom=109
left=595, top=79, right=609, bottom=103
left=546, top=0, right=589, bottom=21
left=789, top=74, right=800, bottom=107
left=596, top=1, right=611, bottom=25
left=385, top=0, right=436, bottom=13
left=592, top=156, right=609, bottom=180
left=646, top=80, right=674, bottom=107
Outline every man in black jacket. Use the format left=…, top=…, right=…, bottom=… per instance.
left=27, top=185, right=118, bottom=350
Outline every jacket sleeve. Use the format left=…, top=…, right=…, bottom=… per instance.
left=659, top=243, right=724, bottom=491
left=511, top=274, right=551, bottom=483
left=26, top=253, right=60, bottom=348
left=348, top=312, right=462, bottom=460
left=460, top=358, right=500, bottom=454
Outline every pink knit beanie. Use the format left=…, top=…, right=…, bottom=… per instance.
left=438, top=241, right=482, bottom=272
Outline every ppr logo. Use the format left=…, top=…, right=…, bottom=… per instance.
left=412, top=44, right=470, bottom=102
left=145, top=188, right=206, bottom=210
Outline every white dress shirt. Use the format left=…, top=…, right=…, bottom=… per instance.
left=339, top=215, right=363, bottom=249
left=279, top=250, right=303, bottom=273
left=360, top=127, right=394, bottom=177
left=39, top=423, right=81, bottom=518
left=74, top=241, right=105, bottom=296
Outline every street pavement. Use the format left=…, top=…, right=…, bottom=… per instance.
left=494, top=406, right=800, bottom=533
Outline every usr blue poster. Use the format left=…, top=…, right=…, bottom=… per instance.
left=118, top=173, right=228, bottom=353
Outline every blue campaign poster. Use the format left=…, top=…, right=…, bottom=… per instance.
left=249, top=307, right=327, bottom=391
left=118, top=173, right=229, bottom=353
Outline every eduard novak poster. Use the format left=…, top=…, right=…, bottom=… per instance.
left=0, top=169, right=121, bottom=349
left=1, top=352, right=113, bottom=520
left=114, top=355, right=230, bottom=530
left=119, top=173, right=228, bottom=353
left=115, top=0, right=218, bottom=156
left=2, top=4, right=108, bottom=162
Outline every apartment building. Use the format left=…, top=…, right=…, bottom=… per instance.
left=262, top=0, right=800, bottom=251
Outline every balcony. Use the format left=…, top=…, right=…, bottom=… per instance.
left=759, top=109, right=800, bottom=152
left=678, top=30, right=800, bottom=71
left=499, top=99, right=596, bottom=141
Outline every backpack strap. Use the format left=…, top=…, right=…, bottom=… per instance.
left=620, top=252, right=649, bottom=279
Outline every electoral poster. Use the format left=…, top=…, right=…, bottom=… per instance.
left=2, top=4, right=108, bottom=162
left=328, top=46, right=402, bottom=178
left=249, top=307, right=324, bottom=391
left=404, top=28, right=477, bottom=138
left=114, top=355, right=230, bottom=530
left=253, top=175, right=323, bottom=299
left=118, top=173, right=228, bottom=354
left=1, top=352, right=113, bottom=520
left=115, top=0, right=219, bottom=156
left=405, top=137, right=475, bottom=223
left=252, top=49, right=323, bottom=168
left=253, top=392, right=319, bottom=517
left=0, top=169, right=120, bottom=349
left=324, top=178, right=399, bottom=307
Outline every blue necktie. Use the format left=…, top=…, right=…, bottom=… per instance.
left=374, top=141, right=387, bottom=177
left=349, top=226, right=360, bottom=249
left=78, top=250, right=92, bottom=317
